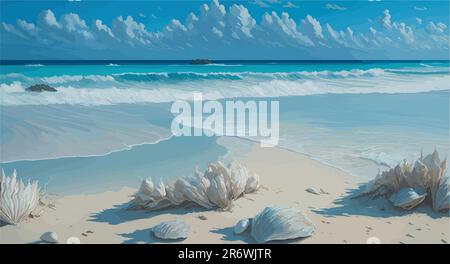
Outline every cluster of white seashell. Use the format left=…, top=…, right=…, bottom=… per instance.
left=131, top=161, right=260, bottom=211
left=0, top=169, right=40, bottom=225
left=233, top=206, right=315, bottom=243
left=360, top=150, right=449, bottom=212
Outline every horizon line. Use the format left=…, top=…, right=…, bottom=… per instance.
left=1, top=59, right=449, bottom=64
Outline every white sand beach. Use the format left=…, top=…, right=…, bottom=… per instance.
left=1, top=144, right=448, bottom=244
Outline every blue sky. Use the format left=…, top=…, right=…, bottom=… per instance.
left=1, top=0, right=449, bottom=60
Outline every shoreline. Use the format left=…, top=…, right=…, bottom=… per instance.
left=1, top=144, right=448, bottom=244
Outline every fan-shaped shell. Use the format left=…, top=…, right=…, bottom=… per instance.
left=234, top=218, right=250, bottom=234
left=205, top=163, right=233, bottom=209
left=250, top=206, right=315, bottom=243
left=245, top=173, right=260, bottom=193
left=229, top=162, right=249, bottom=199
left=389, top=188, right=427, bottom=210
left=432, top=174, right=449, bottom=212
left=0, top=169, right=39, bottom=224
left=40, top=231, right=58, bottom=243
left=152, top=219, right=190, bottom=240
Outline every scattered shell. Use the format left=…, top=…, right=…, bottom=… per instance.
left=40, top=231, right=58, bottom=243
left=250, top=206, right=315, bottom=243
left=234, top=219, right=250, bottom=234
left=306, top=187, right=320, bottom=195
left=389, top=188, right=427, bottom=210
left=152, top=219, right=190, bottom=240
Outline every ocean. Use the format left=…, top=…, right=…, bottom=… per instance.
left=1, top=61, right=449, bottom=194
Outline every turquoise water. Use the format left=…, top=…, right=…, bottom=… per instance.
left=0, top=61, right=449, bottom=193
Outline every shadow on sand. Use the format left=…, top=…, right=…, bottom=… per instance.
left=313, top=185, right=448, bottom=219
left=210, top=226, right=309, bottom=244
left=90, top=202, right=209, bottom=225
left=210, top=226, right=255, bottom=244
left=120, top=228, right=187, bottom=244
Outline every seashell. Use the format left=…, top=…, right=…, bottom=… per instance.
left=176, top=176, right=213, bottom=209
left=234, top=218, right=250, bottom=234
left=135, top=178, right=166, bottom=203
left=408, top=159, right=429, bottom=189
left=153, top=179, right=166, bottom=199
left=306, top=187, right=320, bottom=195
left=131, top=178, right=170, bottom=210
left=40, top=231, right=58, bottom=243
left=138, top=178, right=154, bottom=197
left=205, top=163, right=233, bottom=209
left=360, top=150, right=449, bottom=212
left=250, top=206, right=315, bottom=243
left=152, top=219, right=190, bottom=240
left=245, top=173, right=260, bottom=193
left=0, top=169, right=39, bottom=225
left=166, top=183, right=187, bottom=206
left=131, top=161, right=259, bottom=211
left=389, top=188, right=427, bottom=210
left=432, top=174, right=449, bottom=212
left=229, top=162, right=249, bottom=199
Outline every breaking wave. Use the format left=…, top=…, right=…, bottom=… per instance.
left=1, top=68, right=393, bottom=85
left=1, top=73, right=449, bottom=106
left=1, top=65, right=449, bottom=106
left=41, top=75, right=116, bottom=84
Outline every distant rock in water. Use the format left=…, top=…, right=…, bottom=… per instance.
left=26, top=84, right=57, bottom=92
left=190, top=59, right=213, bottom=65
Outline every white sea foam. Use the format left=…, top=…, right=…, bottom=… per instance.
left=1, top=66, right=449, bottom=106
left=3, top=67, right=446, bottom=86
left=1, top=72, right=449, bottom=106
left=41, top=74, right=116, bottom=84
left=0, top=81, right=25, bottom=93
left=356, top=151, right=404, bottom=168
left=204, top=63, right=244, bottom=67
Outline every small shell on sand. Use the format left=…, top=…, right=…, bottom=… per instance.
left=40, top=231, right=58, bottom=243
left=234, top=219, right=250, bottom=234
left=250, top=206, right=315, bottom=243
left=389, top=188, right=427, bottom=210
left=152, top=219, right=190, bottom=240
left=306, top=187, right=320, bottom=195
